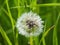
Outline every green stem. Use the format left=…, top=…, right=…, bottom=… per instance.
left=5, top=0, right=14, bottom=30
left=5, top=0, right=15, bottom=44
left=30, top=36, right=33, bottom=45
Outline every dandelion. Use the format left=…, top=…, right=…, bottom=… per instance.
left=16, top=11, right=44, bottom=37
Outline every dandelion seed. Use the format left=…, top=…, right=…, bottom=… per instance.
left=16, top=11, right=44, bottom=37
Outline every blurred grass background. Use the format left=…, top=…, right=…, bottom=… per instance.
left=0, top=0, right=60, bottom=45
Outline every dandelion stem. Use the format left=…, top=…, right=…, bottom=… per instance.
left=30, top=36, right=33, bottom=45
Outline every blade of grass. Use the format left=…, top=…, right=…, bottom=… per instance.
left=39, top=25, right=55, bottom=45
left=5, top=0, right=15, bottom=45
left=14, top=0, right=20, bottom=45
left=34, top=36, right=39, bottom=45
left=53, top=13, right=60, bottom=45
left=15, top=29, right=18, bottom=45
left=53, top=0, right=58, bottom=44
left=5, top=0, right=15, bottom=30
left=0, top=25, right=12, bottom=45
left=10, top=3, right=60, bottom=9
left=17, top=0, right=20, bottom=17
left=36, top=3, right=60, bottom=6
left=42, top=22, right=47, bottom=45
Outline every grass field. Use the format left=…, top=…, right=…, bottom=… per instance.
left=0, top=0, right=60, bottom=45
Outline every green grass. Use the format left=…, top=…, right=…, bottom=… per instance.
left=0, top=0, right=60, bottom=45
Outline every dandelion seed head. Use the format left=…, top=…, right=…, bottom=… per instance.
left=16, top=11, right=44, bottom=37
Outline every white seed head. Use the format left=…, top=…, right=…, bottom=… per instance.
left=16, top=11, right=44, bottom=37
